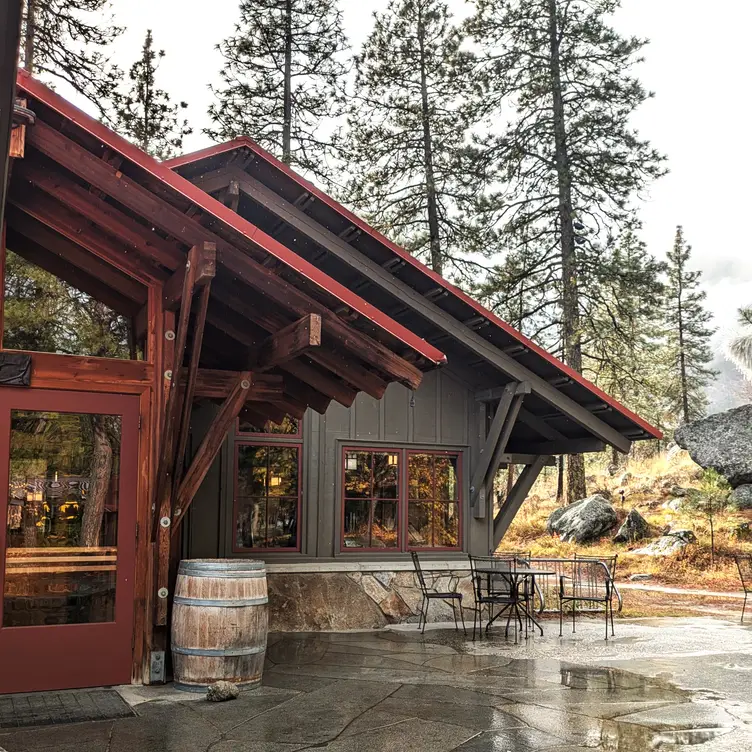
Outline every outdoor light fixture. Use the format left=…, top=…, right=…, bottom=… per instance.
left=346, top=454, right=358, bottom=471
left=270, top=475, right=281, bottom=487
left=387, top=454, right=398, bottom=466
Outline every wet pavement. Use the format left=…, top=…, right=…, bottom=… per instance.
left=2, top=617, right=752, bottom=751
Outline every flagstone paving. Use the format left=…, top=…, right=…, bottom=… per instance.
left=2, top=617, right=752, bottom=751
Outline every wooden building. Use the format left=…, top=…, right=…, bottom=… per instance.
left=0, top=71, right=660, bottom=694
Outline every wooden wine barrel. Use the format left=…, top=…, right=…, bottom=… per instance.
left=171, top=559, right=268, bottom=691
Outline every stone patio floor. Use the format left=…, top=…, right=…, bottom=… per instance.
left=3, top=616, right=752, bottom=751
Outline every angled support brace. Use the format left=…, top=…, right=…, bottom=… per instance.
left=493, top=455, right=551, bottom=550
left=171, top=372, right=253, bottom=536
left=471, top=382, right=530, bottom=518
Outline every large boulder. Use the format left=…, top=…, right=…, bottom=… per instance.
left=675, top=405, right=752, bottom=488
left=631, top=529, right=697, bottom=557
left=730, top=485, right=752, bottom=510
left=613, top=509, right=650, bottom=543
left=546, top=495, right=618, bottom=544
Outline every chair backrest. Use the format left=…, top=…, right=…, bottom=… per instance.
left=469, top=555, right=514, bottom=598
left=576, top=553, right=618, bottom=579
left=411, top=551, right=429, bottom=595
left=735, top=554, right=752, bottom=591
left=528, top=556, right=575, bottom=612
left=571, top=559, right=612, bottom=599
left=495, top=550, right=531, bottom=566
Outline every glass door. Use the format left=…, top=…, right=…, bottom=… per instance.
left=0, top=390, right=139, bottom=694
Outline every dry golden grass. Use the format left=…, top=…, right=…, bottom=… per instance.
left=501, top=449, right=752, bottom=599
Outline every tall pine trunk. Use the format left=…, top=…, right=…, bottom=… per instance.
left=676, top=267, right=690, bottom=423
left=417, top=9, right=443, bottom=276
left=547, top=0, right=585, bottom=502
left=282, top=0, right=293, bottom=165
left=80, top=416, right=114, bottom=547
left=24, top=0, right=35, bottom=73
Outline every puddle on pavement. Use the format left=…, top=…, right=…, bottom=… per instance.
left=602, top=723, right=733, bottom=749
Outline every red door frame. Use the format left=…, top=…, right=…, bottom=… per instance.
left=0, top=389, right=139, bottom=694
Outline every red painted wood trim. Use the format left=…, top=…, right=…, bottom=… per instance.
left=16, top=71, right=446, bottom=369
left=168, top=137, right=662, bottom=440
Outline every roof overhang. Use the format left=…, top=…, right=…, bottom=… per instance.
left=168, top=138, right=663, bottom=452
left=0, top=1, right=22, bottom=229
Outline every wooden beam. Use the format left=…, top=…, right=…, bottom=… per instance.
left=191, top=369, right=284, bottom=401
left=14, top=159, right=184, bottom=269
left=217, top=167, right=631, bottom=452
left=8, top=186, right=164, bottom=285
left=254, top=313, right=321, bottom=371
left=493, top=456, right=551, bottom=549
left=172, top=372, right=253, bottom=532
left=5, top=208, right=148, bottom=304
left=0, top=0, right=22, bottom=229
left=174, top=282, right=211, bottom=483
left=214, top=290, right=388, bottom=399
left=280, top=372, right=331, bottom=415
left=5, top=226, right=141, bottom=316
left=239, top=402, right=286, bottom=428
left=162, top=241, right=216, bottom=310
left=517, top=406, right=566, bottom=441
left=508, top=438, right=606, bottom=455
left=281, top=358, right=357, bottom=408
left=27, top=120, right=424, bottom=391
left=470, top=382, right=529, bottom=516
left=498, top=453, right=557, bottom=467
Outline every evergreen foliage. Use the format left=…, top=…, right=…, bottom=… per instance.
left=3, top=251, right=131, bottom=359
left=729, top=305, right=752, bottom=380
left=339, top=0, right=486, bottom=280
left=663, top=226, right=717, bottom=424
left=467, top=0, right=666, bottom=499
left=207, top=0, right=349, bottom=180
left=20, top=0, right=122, bottom=116
left=112, top=30, right=192, bottom=160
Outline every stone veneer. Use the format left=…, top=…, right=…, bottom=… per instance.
left=266, top=564, right=475, bottom=632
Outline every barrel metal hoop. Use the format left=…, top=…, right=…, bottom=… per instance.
left=179, top=560, right=265, bottom=571
left=173, top=596, right=269, bottom=608
left=172, top=645, right=267, bottom=657
left=177, top=570, right=266, bottom=579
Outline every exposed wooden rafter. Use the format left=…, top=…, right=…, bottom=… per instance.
left=253, top=313, right=322, bottom=371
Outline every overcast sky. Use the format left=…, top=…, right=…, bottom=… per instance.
left=55, top=0, right=752, bottom=408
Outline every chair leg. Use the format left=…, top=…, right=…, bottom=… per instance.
left=559, top=599, right=563, bottom=637
left=610, top=597, right=616, bottom=637
left=451, top=600, right=459, bottom=632
left=605, top=600, right=609, bottom=641
left=459, top=601, right=467, bottom=636
left=417, top=595, right=425, bottom=631
left=572, top=597, right=576, bottom=634
left=743, top=593, right=748, bottom=625
left=421, top=598, right=429, bottom=634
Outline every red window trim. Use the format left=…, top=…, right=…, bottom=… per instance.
left=233, top=439, right=303, bottom=553
left=339, top=446, right=463, bottom=554
left=235, top=415, right=303, bottom=439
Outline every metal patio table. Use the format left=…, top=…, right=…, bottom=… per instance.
left=474, top=565, right=555, bottom=638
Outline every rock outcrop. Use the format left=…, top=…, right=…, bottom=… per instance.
left=631, top=529, right=697, bottom=557
left=730, top=485, right=752, bottom=510
left=207, top=680, right=240, bottom=702
left=675, top=405, right=752, bottom=488
left=613, top=509, right=650, bottom=543
left=546, top=495, right=618, bottom=544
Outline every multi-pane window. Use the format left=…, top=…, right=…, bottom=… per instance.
left=407, top=453, right=460, bottom=549
left=341, top=448, right=461, bottom=552
left=234, top=416, right=301, bottom=551
left=343, top=450, right=400, bottom=549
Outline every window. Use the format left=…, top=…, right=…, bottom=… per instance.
left=234, top=428, right=301, bottom=550
left=341, top=448, right=461, bottom=552
left=408, top=453, right=460, bottom=549
left=343, top=450, right=400, bottom=549
left=237, top=414, right=300, bottom=437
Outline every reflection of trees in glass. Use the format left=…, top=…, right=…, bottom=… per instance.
left=236, top=444, right=299, bottom=548
left=3, top=250, right=131, bottom=359
left=8, top=411, right=121, bottom=549
left=408, top=453, right=459, bottom=549
left=238, top=414, right=299, bottom=435
left=343, top=450, right=399, bottom=548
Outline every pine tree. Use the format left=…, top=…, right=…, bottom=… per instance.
left=112, top=30, right=192, bottom=160
left=664, top=226, right=717, bottom=425
left=340, top=0, right=485, bottom=280
left=467, top=0, right=666, bottom=500
left=207, top=0, right=349, bottom=180
left=729, top=305, right=752, bottom=379
left=20, top=0, right=122, bottom=116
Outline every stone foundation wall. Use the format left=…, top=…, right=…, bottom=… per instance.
left=267, top=568, right=475, bottom=632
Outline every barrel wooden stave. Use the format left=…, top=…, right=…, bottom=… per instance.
left=171, top=559, right=268, bottom=691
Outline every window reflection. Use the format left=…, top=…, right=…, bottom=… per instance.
left=408, top=453, right=460, bottom=549
left=236, top=444, right=299, bottom=549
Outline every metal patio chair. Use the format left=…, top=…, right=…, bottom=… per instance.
left=411, top=551, right=466, bottom=635
left=559, top=559, right=615, bottom=640
left=575, top=553, right=623, bottom=613
left=735, top=554, right=752, bottom=624
left=468, top=555, right=533, bottom=642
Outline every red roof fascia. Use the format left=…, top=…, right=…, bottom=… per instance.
left=16, top=71, right=446, bottom=368
left=168, top=136, right=662, bottom=441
